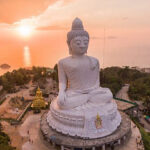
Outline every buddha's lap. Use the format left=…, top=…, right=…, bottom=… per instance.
left=89, top=87, right=113, bottom=103
left=63, top=87, right=113, bottom=107
left=62, top=94, right=88, bottom=109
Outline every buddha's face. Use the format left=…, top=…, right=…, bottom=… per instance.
left=70, top=36, right=89, bottom=56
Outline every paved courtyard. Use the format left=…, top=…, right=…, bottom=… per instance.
left=19, top=112, right=55, bottom=150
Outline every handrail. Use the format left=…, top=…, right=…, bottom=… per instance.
left=114, top=97, right=138, bottom=106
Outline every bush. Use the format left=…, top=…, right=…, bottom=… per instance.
left=128, top=76, right=150, bottom=115
left=140, top=127, right=150, bottom=150
left=0, top=97, right=6, bottom=105
left=0, top=130, right=15, bottom=150
left=0, top=68, right=31, bottom=93
left=0, top=144, right=16, bottom=150
left=100, top=67, right=123, bottom=96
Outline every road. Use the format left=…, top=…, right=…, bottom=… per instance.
left=116, top=84, right=150, bottom=132
left=19, top=112, right=55, bottom=150
left=116, top=84, right=131, bottom=100
left=115, top=85, right=144, bottom=150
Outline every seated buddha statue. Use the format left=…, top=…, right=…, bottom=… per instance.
left=47, top=18, right=121, bottom=139
left=57, top=18, right=112, bottom=110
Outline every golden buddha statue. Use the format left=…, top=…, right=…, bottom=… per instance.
left=32, top=87, right=46, bottom=109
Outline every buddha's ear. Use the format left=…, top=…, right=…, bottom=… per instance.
left=67, top=41, right=72, bottom=55
left=69, top=47, right=72, bottom=55
left=85, top=49, right=87, bottom=54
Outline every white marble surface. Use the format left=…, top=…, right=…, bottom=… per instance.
left=47, top=99, right=121, bottom=138
left=47, top=18, right=121, bottom=139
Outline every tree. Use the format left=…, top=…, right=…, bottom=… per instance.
left=1, top=76, right=14, bottom=92
left=118, top=66, right=130, bottom=83
left=143, top=96, right=150, bottom=115
left=50, top=64, right=58, bottom=82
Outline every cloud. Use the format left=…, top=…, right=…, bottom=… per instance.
left=107, top=36, right=117, bottom=40
left=0, top=0, right=75, bottom=24
left=13, top=0, right=77, bottom=29
left=91, top=37, right=103, bottom=40
left=15, top=0, right=105, bottom=30
left=91, top=36, right=117, bottom=40
left=36, top=25, right=68, bottom=31
left=0, top=0, right=57, bottom=24
left=0, top=23, right=10, bottom=28
left=122, top=17, right=128, bottom=21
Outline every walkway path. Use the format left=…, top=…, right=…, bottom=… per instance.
left=19, top=112, right=55, bottom=150
left=116, top=84, right=150, bottom=132
left=116, top=84, right=131, bottom=100
left=116, top=85, right=144, bottom=150
left=117, top=121, right=144, bottom=150
left=140, top=117, right=150, bottom=131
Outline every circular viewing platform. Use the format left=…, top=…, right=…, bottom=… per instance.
left=40, top=112, right=131, bottom=150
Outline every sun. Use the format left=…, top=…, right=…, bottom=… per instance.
left=17, top=25, right=33, bottom=37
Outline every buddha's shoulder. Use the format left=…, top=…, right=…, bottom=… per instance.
left=58, top=56, right=72, bottom=65
left=87, top=56, right=99, bottom=63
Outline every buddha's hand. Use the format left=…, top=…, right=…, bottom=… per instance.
left=57, top=91, right=66, bottom=106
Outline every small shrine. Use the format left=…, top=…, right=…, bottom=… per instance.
left=31, top=87, right=47, bottom=110
left=95, top=113, right=102, bottom=129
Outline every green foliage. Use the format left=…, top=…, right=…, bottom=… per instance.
left=0, top=144, right=16, bottom=150
left=118, top=66, right=130, bottom=82
left=9, top=96, right=28, bottom=110
left=0, top=132, right=10, bottom=145
left=50, top=64, right=58, bottom=83
left=102, top=66, right=150, bottom=115
left=0, top=75, right=15, bottom=93
left=0, top=66, right=53, bottom=93
left=140, top=127, right=150, bottom=150
left=0, top=123, right=16, bottom=150
left=128, top=76, right=150, bottom=115
left=129, top=77, right=150, bottom=99
left=46, top=101, right=50, bottom=109
left=0, top=68, right=31, bottom=93
left=118, top=66, right=148, bottom=83
left=100, top=67, right=123, bottom=96
left=0, top=118, right=16, bottom=123
left=0, top=97, right=6, bottom=105
left=32, top=66, right=47, bottom=82
left=100, top=66, right=150, bottom=98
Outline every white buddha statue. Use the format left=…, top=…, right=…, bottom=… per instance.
left=47, top=18, right=121, bottom=139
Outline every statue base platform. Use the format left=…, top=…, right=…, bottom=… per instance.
left=46, top=99, right=121, bottom=139
left=40, top=112, right=131, bottom=150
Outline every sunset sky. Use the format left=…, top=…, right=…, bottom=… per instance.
left=0, top=0, right=150, bottom=71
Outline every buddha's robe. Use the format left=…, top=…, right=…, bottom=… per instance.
left=57, top=55, right=113, bottom=109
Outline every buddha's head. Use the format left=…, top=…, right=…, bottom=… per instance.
left=67, top=18, right=89, bottom=55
